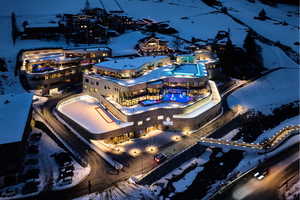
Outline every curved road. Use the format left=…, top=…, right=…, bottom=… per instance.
left=211, top=143, right=299, bottom=200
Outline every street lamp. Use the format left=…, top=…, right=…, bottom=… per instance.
left=279, top=163, right=288, bottom=191
left=141, top=157, right=144, bottom=176
left=139, top=142, right=144, bottom=177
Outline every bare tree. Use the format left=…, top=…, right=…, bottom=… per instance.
left=171, top=35, right=184, bottom=52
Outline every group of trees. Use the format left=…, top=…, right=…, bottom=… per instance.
left=218, top=29, right=265, bottom=80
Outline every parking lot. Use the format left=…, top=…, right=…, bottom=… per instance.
left=0, top=127, right=90, bottom=198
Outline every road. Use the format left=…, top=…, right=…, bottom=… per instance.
left=25, top=69, right=292, bottom=200
left=211, top=143, right=299, bottom=200
left=28, top=86, right=160, bottom=200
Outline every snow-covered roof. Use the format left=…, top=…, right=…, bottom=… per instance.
left=26, top=22, right=59, bottom=28
left=57, top=95, right=133, bottom=133
left=89, top=60, right=208, bottom=87
left=95, top=55, right=168, bottom=70
left=0, top=93, right=33, bottom=145
left=66, top=47, right=110, bottom=51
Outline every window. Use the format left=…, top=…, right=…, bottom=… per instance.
left=138, top=121, right=143, bottom=125
left=146, top=118, right=151, bottom=121
left=89, top=88, right=92, bottom=92
left=85, top=79, right=89, bottom=83
left=94, top=88, right=98, bottom=92
left=158, top=116, right=164, bottom=120
left=104, top=86, right=107, bottom=89
left=91, top=81, right=94, bottom=85
left=84, top=85, right=87, bottom=89
left=96, top=82, right=99, bottom=86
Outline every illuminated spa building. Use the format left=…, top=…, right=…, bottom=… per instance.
left=57, top=51, right=222, bottom=144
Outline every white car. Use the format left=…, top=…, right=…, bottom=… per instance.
left=63, top=161, right=73, bottom=168
left=26, top=178, right=41, bottom=185
left=58, top=177, right=72, bottom=186
left=1, top=187, right=18, bottom=197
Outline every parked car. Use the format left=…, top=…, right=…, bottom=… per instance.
left=58, top=177, right=72, bottom=186
left=54, top=151, right=72, bottom=165
left=21, top=184, right=38, bottom=195
left=154, top=153, right=167, bottom=163
left=63, top=161, right=73, bottom=168
left=25, top=158, right=39, bottom=165
left=28, top=145, right=39, bottom=154
left=1, top=187, right=18, bottom=197
left=30, top=132, right=42, bottom=141
left=26, top=178, right=41, bottom=185
left=25, top=169, right=40, bottom=179
left=60, top=165, right=75, bottom=173
left=60, top=170, right=74, bottom=178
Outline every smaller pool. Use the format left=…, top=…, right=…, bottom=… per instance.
left=140, top=93, right=194, bottom=106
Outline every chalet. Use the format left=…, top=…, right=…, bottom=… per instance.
left=73, top=15, right=92, bottom=29
left=137, top=35, right=172, bottom=56
left=99, top=14, right=137, bottom=32
left=89, top=24, right=109, bottom=43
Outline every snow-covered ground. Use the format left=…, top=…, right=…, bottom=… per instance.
left=74, top=116, right=299, bottom=200
left=0, top=125, right=90, bottom=199
left=0, top=0, right=299, bottom=199
left=227, top=68, right=300, bottom=115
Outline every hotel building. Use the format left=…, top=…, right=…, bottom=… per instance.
left=20, top=47, right=112, bottom=96
left=56, top=51, right=222, bottom=144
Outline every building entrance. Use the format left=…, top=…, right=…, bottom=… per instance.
left=105, top=132, right=134, bottom=144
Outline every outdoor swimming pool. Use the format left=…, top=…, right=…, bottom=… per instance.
left=140, top=93, right=194, bottom=106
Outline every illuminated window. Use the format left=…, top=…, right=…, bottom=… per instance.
left=102, top=53, right=108, bottom=56
left=89, top=88, right=92, bottom=92
left=138, top=121, right=143, bottom=125
left=91, top=81, right=94, bottom=85
left=146, top=118, right=151, bottom=121
left=158, top=116, right=164, bottom=120
left=84, top=85, right=87, bottom=89
left=94, top=88, right=98, bottom=92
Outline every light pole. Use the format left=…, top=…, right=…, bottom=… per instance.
left=279, top=163, right=288, bottom=191
left=141, top=157, right=144, bottom=176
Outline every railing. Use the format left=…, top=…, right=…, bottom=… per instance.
left=200, top=125, right=300, bottom=153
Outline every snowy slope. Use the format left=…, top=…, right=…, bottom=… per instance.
left=221, top=0, right=299, bottom=53
left=227, top=68, right=300, bottom=114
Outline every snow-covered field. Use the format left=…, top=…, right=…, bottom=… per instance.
left=227, top=68, right=300, bottom=114
left=0, top=0, right=299, bottom=199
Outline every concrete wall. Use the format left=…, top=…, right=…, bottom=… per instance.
left=138, top=142, right=207, bottom=185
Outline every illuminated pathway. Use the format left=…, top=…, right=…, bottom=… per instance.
left=199, top=125, right=300, bottom=153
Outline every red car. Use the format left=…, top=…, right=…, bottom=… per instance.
left=154, top=153, right=167, bottom=163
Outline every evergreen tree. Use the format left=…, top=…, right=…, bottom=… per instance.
left=224, top=37, right=235, bottom=70
left=11, top=12, right=18, bottom=45
left=191, top=36, right=197, bottom=44
left=221, top=6, right=228, bottom=14
left=81, top=0, right=91, bottom=15
left=258, top=8, right=267, bottom=19
left=22, top=21, right=28, bottom=29
left=243, top=31, right=256, bottom=57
